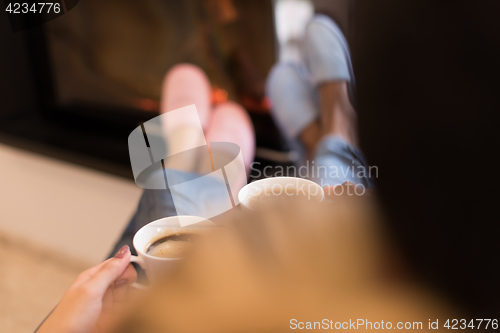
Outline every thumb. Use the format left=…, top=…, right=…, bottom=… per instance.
left=86, top=245, right=131, bottom=295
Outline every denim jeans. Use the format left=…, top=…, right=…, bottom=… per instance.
left=109, top=134, right=373, bottom=256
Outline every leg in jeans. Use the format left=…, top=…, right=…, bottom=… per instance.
left=110, top=64, right=211, bottom=256
left=267, top=66, right=372, bottom=188
left=267, top=15, right=373, bottom=188
left=110, top=64, right=255, bottom=256
left=310, top=81, right=373, bottom=188
left=304, top=16, right=373, bottom=188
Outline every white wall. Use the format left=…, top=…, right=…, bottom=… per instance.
left=0, top=143, right=142, bottom=266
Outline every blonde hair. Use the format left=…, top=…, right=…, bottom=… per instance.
left=116, top=197, right=454, bottom=333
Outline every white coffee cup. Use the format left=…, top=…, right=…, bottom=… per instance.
left=130, top=215, right=214, bottom=289
left=238, top=177, right=324, bottom=210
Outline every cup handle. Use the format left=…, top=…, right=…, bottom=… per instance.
left=129, top=255, right=148, bottom=290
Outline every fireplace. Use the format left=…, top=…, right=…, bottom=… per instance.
left=0, top=0, right=277, bottom=178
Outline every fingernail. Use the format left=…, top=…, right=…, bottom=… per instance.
left=115, top=279, right=128, bottom=287
left=114, top=245, right=130, bottom=259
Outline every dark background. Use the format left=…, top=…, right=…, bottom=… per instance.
left=0, top=0, right=279, bottom=178
left=1, top=0, right=499, bottom=319
left=353, top=0, right=500, bottom=319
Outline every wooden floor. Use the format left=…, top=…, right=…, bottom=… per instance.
left=0, top=143, right=142, bottom=332
left=0, top=234, right=82, bottom=333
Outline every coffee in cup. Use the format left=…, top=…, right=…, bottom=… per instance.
left=130, top=216, right=214, bottom=288
left=145, top=231, right=199, bottom=258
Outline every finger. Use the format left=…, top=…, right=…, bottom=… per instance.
left=113, top=264, right=137, bottom=303
left=71, top=260, right=111, bottom=288
left=323, top=185, right=335, bottom=197
left=115, top=263, right=138, bottom=286
left=96, top=299, right=131, bottom=333
left=73, top=244, right=135, bottom=288
left=323, top=185, right=344, bottom=198
left=96, top=290, right=116, bottom=333
left=324, top=182, right=360, bottom=199
left=102, top=286, right=114, bottom=313
left=85, top=245, right=131, bottom=296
